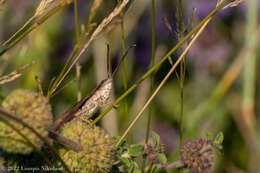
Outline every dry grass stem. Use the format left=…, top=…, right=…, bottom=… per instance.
left=89, top=0, right=103, bottom=22
left=76, top=63, right=81, bottom=101
left=35, top=0, right=55, bottom=17
left=223, top=0, right=246, bottom=9
left=35, top=76, right=44, bottom=97
left=0, top=61, right=34, bottom=85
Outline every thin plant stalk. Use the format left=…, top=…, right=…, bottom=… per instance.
left=243, top=0, right=258, bottom=170
left=142, top=0, right=156, bottom=171
left=116, top=18, right=211, bottom=147
left=2, top=16, right=34, bottom=46
left=177, top=0, right=185, bottom=149
left=243, top=0, right=258, bottom=128
left=119, top=0, right=130, bottom=138
left=0, top=107, right=71, bottom=173
left=92, top=0, right=228, bottom=125
left=74, top=0, right=81, bottom=101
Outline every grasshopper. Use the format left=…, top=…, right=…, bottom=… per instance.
left=47, top=44, right=134, bottom=151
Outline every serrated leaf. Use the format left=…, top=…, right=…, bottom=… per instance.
left=152, top=131, right=160, bottom=147
left=129, top=144, right=144, bottom=157
left=157, top=153, right=167, bottom=164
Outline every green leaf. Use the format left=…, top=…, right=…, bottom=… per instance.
left=157, top=153, right=167, bottom=164
left=120, top=157, right=131, bottom=167
left=150, top=165, right=160, bottom=173
left=152, top=131, right=160, bottom=147
left=116, top=147, right=124, bottom=155
left=132, top=162, right=141, bottom=173
left=113, top=136, right=127, bottom=147
left=129, top=144, right=144, bottom=157
left=128, top=162, right=141, bottom=173
left=112, top=136, right=121, bottom=142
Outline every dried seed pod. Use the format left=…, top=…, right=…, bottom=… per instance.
left=0, top=89, right=53, bottom=154
left=58, top=119, right=115, bottom=173
left=180, top=138, right=214, bottom=173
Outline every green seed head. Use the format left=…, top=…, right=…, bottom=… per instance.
left=59, top=119, right=115, bottom=173
left=0, top=89, right=53, bottom=154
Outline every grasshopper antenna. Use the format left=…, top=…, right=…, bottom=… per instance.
left=111, top=44, right=136, bottom=78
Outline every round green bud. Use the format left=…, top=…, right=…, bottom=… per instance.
left=59, top=119, right=115, bottom=173
left=0, top=89, right=53, bottom=154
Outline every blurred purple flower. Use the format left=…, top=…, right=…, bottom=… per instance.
left=187, top=25, right=230, bottom=75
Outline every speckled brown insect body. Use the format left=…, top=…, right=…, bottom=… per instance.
left=75, top=77, right=113, bottom=120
